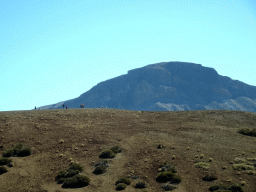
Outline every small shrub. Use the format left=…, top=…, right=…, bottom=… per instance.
left=159, top=162, right=177, bottom=173
left=234, top=158, right=246, bottom=164
left=0, top=158, right=12, bottom=165
left=194, top=162, right=210, bottom=169
left=209, top=183, right=243, bottom=192
left=161, top=183, right=177, bottom=191
left=93, top=165, right=107, bottom=175
left=110, top=146, right=122, bottom=154
left=115, top=177, right=131, bottom=185
left=0, top=166, right=7, bottom=174
left=135, top=181, right=147, bottom=189
left=69, top=163, right=84, bottom=172
left=57, top=177, right=66, bottom=184
left=238, top=128, right=256, bottom=137
left=65, top=169, right=80, bottom=178
left=2, top=148, right=14, bottom=157
left=115, top=183, right=127, bottom=191
left=56, top=170, right=67, bottom=182
left=2, top=143, right=31, bottom=157
left=232, top=163, right=254, bottom=171
left=62, top=174, right=90, bottom=188
left=156, top=172, right=182, bottom=184
left=202, top=173, right=218, bottom=181
left=99, top=149, right=116, bottom=159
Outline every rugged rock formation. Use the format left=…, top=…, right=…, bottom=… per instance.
left=40, top=61, right=256, bottom=112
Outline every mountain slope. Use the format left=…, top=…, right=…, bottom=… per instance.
left=40, top=61, right=256, bottom=112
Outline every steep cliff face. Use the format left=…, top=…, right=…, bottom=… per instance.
left=40, top=61, right=256, bottom=112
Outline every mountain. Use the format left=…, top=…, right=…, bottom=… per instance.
left=40, top=61, right=256, bottom=112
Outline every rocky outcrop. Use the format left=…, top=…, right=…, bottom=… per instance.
left=40, top=61, right=256, bottom=112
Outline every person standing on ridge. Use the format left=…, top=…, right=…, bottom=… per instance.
left=35, top=106, right=36, bottom=110
left=63, top=104, right=65, bottom=109
left=66, top=105, right=68, bottom=110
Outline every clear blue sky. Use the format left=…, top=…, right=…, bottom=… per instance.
left=1, top=0, right=256, bottom=111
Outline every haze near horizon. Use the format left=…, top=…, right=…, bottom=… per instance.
left=1, top=0, right=256, bottom=111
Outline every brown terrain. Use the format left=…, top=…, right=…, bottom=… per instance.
left=0, top=108, right=256, bottom=192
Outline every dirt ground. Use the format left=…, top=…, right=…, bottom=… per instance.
left=0, top=108, right=256, bottom=192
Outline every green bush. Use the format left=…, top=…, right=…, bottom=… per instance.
left=209, top=183, right=243, bottom=192
left=62, top=174, right=90, bottom=188
left=159, top=162, right=177, bottom=173
left=115, top=183, right=127, bottom=191
left=56, top=170, right=67, bottom=182
left=115, top=177, right=131, bottom=185
left=2, top=143, right=31, bottom=157
left=0, top=166, right=7, bottom=175
left=234, top=158, right=246, bottom=164
left=238, top=128, right=256, bottom=137
left=93, top=165, right=107, bottom=175
left=0, top=158, right=12, bottom=165
left=57, top=177, right=66, bottom=184
left=65, top=169, right=80, bottom=178
left=110, top=146, right=122, bottom=154
left=232, top=163, right=254, bottom=171
left=56, top=163, right=85, bottom=184
left=156, top=172, right=182, bottom=184
left=135, top=181, right=147, bottom=189
left=69, top=163, right=84, bottom=172
left=3, top=148, right=14, bottom=157
left=202, top=173, right=218, bottom=182
left=99, top=149, right=116, bottom=159
left=194, top=162, right=210, bottom=169
left=161, top=183, right=177, bottom=191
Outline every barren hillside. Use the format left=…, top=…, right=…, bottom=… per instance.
left=0, top=109, right=256, bottom=192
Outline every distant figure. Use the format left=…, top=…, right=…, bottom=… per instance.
left=66, top=105, right=68, bottom=109
left=63, top=104, right=65, bottom=109
left=35, top=106, right=36, bottom=110
left=80, top=104, right=84, bottom=108
left=102, top=106, right=103, bottom=108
